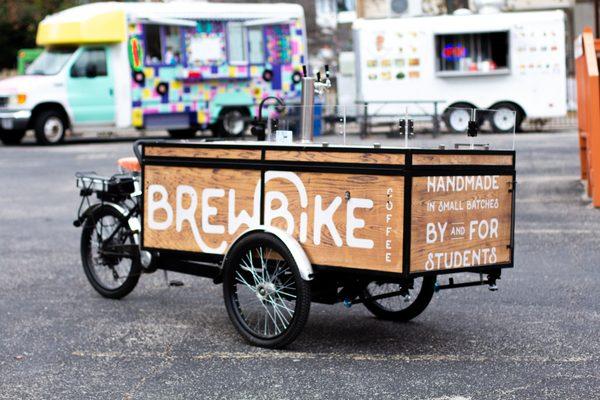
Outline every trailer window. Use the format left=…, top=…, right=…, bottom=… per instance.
left=144, top=24, right=163, bottom=64
left=435, top=31, right=509, bottom=77
left=227, top=22, right=247, bottom=64
left=70, top=48, right=107, bottom=78
left=248, top=27, right=265, bottom=64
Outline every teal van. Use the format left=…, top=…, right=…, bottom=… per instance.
left=0, top=2, right=307, bottom=145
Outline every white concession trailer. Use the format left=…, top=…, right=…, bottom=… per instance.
left=352, top=10, right=567, bottom=132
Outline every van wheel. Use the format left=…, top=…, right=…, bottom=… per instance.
left=0, top=130, right=26, bottom=145
left=167, top=129, right=197, bottom=139
left=34, top=110, right=66, bottom=145
left=214, top=108, right=248, bottom=137
left=490, top=102, right=523, bottom=133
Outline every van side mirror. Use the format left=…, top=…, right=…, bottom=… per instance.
left=85, top=64, right=97, bottom=78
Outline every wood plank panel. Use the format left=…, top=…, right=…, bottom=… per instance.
left=412, top=154, right=513, bottom=166
left=143, top=165, right=405, bottom=272
left=145, top=146, right=261, bottom=160
left=265, top=172, right=404, bottom=272
left=410, top=175, right=513, bottom=273
left=265, top=150, right=405, bottom=165
left=143, top=166, right=260, bottom=252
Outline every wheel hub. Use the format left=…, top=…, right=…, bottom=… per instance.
left=256, top=282, right=276, bottom=301
left=44, top=117, right=63, bottom=142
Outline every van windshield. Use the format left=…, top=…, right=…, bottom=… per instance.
left=26, top=46, right=77, bottom=76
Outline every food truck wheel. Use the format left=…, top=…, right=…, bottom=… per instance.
left=223, top=232, right=311, bottom=348
left=34, top=110, right=66, bottom=145
left=80, top=205, right=141, bottom=299
left=214, top=108, right=248, bottom=137
left=0, top=130, right=25, bottom=145
left=362, top=276, right=436, bottom=321
left=167, top=129, right=197, bottom=139
left=490, top=102, right=523, bottom=133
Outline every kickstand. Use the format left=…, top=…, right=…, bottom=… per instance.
left=163, top=270, right=184, bottom=287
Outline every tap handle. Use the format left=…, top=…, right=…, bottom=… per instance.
left=316, top=71, right=321, bottom=82
left=324, top=64, right=330, bottom=78
left=302, top=65, right=308, bottom=77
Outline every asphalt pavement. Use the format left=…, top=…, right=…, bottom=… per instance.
left=0, top=131, right=598, bottom=399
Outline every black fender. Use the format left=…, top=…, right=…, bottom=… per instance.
left=73, top=203, right=103, bottom=227
left=73, top=203, right=138, bottom=236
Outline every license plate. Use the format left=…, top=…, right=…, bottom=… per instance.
left=1, top=119, right=14, bottom=130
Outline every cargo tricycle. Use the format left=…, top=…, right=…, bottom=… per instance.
left=74, top=69, right=516, bottom=348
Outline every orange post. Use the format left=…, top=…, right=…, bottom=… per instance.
left=575, top=27, right=600, bottom=207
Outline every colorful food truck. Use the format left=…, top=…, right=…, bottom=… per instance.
left=0, top=1, right=306, bottom=145
left=350, top=10, right=567, bottom=132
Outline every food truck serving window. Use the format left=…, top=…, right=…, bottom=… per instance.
left=248, top=27, right=265, bottom=64
left=144, top=25, right=163, bottom=64
left=227, top=22, right=247, bottom=64
left=435, top=31, right=509, bottom=77
left=143, top=24, right=184, bottom=66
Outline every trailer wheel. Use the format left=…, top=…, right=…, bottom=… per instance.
left=167, top=129, right=197, bottom=139
left=222, top=232, right=311, bottom=348
left=443, top=103, right=481, bottom=133
left=362, top=276, right=436, bottom=321
left=490, top=102, right=523, bottom=133
left=213, top=108, right=248, bottom=137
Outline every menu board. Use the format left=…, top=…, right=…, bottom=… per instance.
left=410, top=174, right=513, bottom=273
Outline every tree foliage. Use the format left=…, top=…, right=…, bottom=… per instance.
left=0, top=1, right=92, bottom=69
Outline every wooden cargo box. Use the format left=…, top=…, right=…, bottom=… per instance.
left=140, top=142, right=515, bottom=278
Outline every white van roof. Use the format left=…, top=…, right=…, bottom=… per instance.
left=37, top=1, right=305, bottom=45
left=43, top=1, right=304, bottom=23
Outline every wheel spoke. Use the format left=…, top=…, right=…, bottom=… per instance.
left=230, top=243, right=303, bottom=340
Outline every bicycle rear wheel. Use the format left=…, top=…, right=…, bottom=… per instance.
left=80, top=205, right=141, bottom=299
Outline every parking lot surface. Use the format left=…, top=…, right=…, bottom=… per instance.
left=0, top=131, right=598, bottom=399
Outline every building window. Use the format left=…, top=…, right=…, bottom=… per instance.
left=248, top=27, right=265, bottom=64
left=227, top=21, right=247, bottom=63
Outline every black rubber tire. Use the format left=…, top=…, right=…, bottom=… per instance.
left=33, top=110, right=66, bottom=145
left=362, top=276, right=436, bottom=321
left=222, top=232, right=311, bottom=348
left=490, top=102, right=524, bottom=133
left=80, top=205, right=141, bottom=299
left=213, top=108, right=248, bottom=137
left=167, top=129, right=197, bottom=139
left=0, top=130, right=26, bottom=145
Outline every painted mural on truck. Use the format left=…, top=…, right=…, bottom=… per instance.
left=127, top=20, right=305, bottom=129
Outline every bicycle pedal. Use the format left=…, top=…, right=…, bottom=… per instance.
left=169, top=280, right=184, bottom=287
